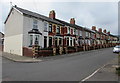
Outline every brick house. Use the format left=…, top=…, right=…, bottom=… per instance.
left=4, top=6, right=119, bottom=56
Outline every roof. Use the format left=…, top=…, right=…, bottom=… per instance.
left=5, top=6, right=113, bottom=35
left=5, top=6, right=86, bottom=30
left=0, top=32, right=4, bottom=36
left=55, top=19, right=84, bottom=29
left=109, top=34, right=119, bottom=38
left=5, top=6, right=64, bottom=26
left=84, top=27, right=95, bottom=33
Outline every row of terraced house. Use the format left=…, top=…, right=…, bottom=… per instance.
left=4, top=5, right=119, bottom=57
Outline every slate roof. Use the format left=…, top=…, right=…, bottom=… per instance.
left=5, top=6, right=85, bottom=30
left=4, top=6, right=114, bottom=37
left=5, top=6, right=64, bottom=26
left=55, top=19, right=84, bottom=29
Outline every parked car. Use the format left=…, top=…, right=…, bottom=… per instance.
left=113, top=45, right=120, bottom=53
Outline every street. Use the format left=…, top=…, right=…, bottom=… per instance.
left=2, top=48, right=118, bottom=81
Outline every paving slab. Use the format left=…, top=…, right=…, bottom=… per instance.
left=85, top=58, right=119, bottom=81
left=2, top=52, right=42, bottom=63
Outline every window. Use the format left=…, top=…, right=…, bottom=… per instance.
left=91, top=33, right=94, bottom=38
left=56, top=26, right=60, bottom=34
left=33, top=19, right=38, bottom=29
left=85, top=40, right=88, bottom=44
left=68, top=27, right=70, bottom=34
left=29, top=35, right=39, bottom=46
left=34, top=35, right=39, bottom=45
left=86, top=32, right=89, bottom=37
left=49, top=24, right=52, bottom=32
left=76, top=30, right=78, bottom=35
left=80, top=31, right=82, bottom=36
left=74, top=29, right=76, bottom=35
left=29, top=35, right=33, bottom=46
left=44, top=22, right=48, bottom=31
left=89, top=33, right=91, bottom=37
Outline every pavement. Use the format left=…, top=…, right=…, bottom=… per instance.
left=2, top=52, right=42, bottom=63
left=84, top=56, right=120, bottom=82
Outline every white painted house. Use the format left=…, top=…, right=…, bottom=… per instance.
left=4, top=6, right=54, bottom=56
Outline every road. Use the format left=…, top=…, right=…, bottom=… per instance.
left=2, top=48, right=118, bottom=81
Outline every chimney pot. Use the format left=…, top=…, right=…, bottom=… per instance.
left=98, top=28, right=102, bottom=33
left=49, top=10, right=55, bottom=19
left=92, top=26, right=96, bottom=31
left=103, top=29, right=106, bottom=33
left=70, top=18, right=75, bottom=24
left=107, top=31, right=110, bottom=34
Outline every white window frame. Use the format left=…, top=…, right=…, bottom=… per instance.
left=80, top=30, right=82, bottom=36
left=68, top=27, right=70, bottom=34
left=29, top=34, right=40, bottom=46
left=49, top=24, right=52, bottom=32
left=76, top=30, right=78, bottom=35
left=56, top=26, right=60, bottom=34
left=33, top=19, right=38, bottom=29
left=44, top=22, right=48, bottom=31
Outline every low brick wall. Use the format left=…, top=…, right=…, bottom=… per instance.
left=23, top=47, right=33, bottom=57
left=77, top=46, right=83, bottom=52
left=0, top=45, right=3, bottom=51
left=90, top=46, right=94, bottom=50
left=67, top=46, right=76, bottom=53
left=38, top=50, right=53, bottom=57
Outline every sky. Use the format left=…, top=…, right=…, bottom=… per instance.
left=0, top=0, right=119, bottom=35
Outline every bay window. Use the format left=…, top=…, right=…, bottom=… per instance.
left=29, top=35, right=33, bottom=46
left=29, top=34, right=40, bottom=46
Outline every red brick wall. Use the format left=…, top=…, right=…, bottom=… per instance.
left=0, top=45, right=3, bottom=51
left=61, top=27, right=64, bottom=35
left=71, top=29, right=73, bottom=35
left=23, top=47, right=33, bottom=57
left=64, top=27, right=67, bottom=34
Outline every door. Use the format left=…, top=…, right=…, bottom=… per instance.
left=44, top=36, right=47, bottom=48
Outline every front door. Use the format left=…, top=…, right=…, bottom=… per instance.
left=44, top=36, right=47, bottom=48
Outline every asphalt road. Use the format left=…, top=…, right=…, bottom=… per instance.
left=2, top=48, right=118, bottom=81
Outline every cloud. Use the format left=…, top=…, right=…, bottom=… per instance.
left=1, top=1, right=118, bottom=35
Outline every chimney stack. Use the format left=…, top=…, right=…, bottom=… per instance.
left=107, top=31, right=110, bottom=35
left=49, top=10, right=55, bottom=19
left=70, top=18, right=75, bottom=24
left=92, top=26, right=96, bottom=31
left=98, top=28, right=102, bottom=33
left=103, top=29, right=106, bottom=33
